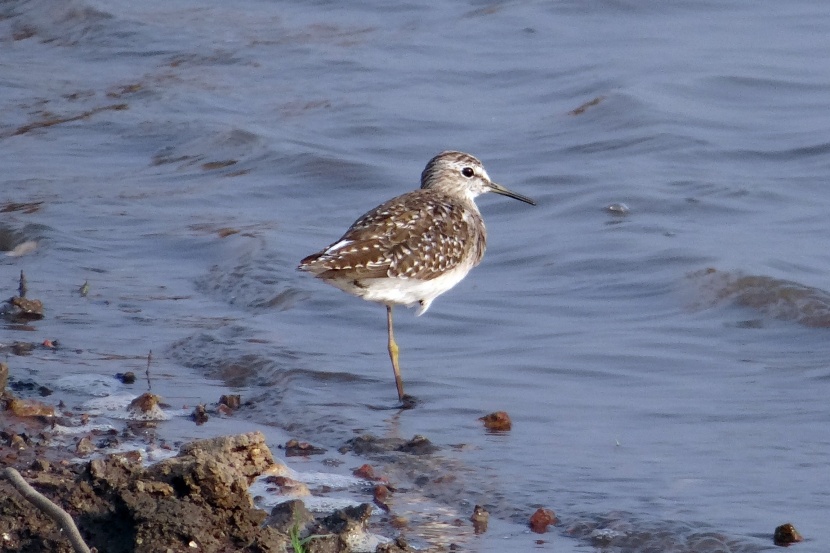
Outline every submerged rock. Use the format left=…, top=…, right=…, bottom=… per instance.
left=529, top=508, right=558, bottom=534
left=470, top=504, right=489, bottom=534
left=773, top=522, right=803, bottom=546
left=190, top=403, right=208, bottom=425
left=219, top=394, right=241, bottom=410
left=284, top=438, right=327, bottom=457
left=266, top=498, right=314, bottom=534
left=479, top=410, right=512, bottom=432
left=6, top=397, right=55, bottom=418
left=0, top=362, right=8, bottom=392
left=341, top=433, right=438, bottom=456
left=376, top=537, right=417, bottom=553
left=116, top=372, right=136, bottom=384
left=398, top=435, right=437, bottom=455
left=127, top=392, right=164, bottom=419
left=313, top=503, right=386, bottom=552
left=2, top=296, right=44, bottom=321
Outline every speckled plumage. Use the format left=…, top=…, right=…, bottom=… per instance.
left=299, top=187, right=486, bottom=313
left=298, top=150, right=535, bottom=403
left=304, top=188, right=485, bottom=280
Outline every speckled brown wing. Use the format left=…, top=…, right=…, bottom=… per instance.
left=299, top=189, right=486, bottom=281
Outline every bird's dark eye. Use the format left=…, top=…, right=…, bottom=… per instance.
left=461, top=167, right=475, bottom=178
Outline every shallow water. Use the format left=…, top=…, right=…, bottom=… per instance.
left=3, top=0, right=830, bottom=550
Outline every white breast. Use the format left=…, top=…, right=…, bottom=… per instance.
left=322, top=260, right=476, bottom=315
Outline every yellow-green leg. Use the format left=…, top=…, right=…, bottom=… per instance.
left=386, top=304, right=406, bottom=401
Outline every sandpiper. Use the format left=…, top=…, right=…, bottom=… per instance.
left=298, top=151, right=535, bottom=405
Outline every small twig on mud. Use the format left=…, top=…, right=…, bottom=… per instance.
left=146, top=350, right=153, bottom=391
left=2, top=467, right=92, bottom=553
left=18, top=270, right=27, bottom=298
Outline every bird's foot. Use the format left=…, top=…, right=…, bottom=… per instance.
left=365, top=394, right=418, bottom=411
left=399, top=394, right=417, bottom=410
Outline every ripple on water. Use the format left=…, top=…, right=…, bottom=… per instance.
left=689, top=268, right=830, bottom=328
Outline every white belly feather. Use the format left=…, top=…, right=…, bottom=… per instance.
left=321, top=261, right=475, bottom=316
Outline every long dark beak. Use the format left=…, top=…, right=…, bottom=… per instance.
left=488, top=181, right=536, bottom=206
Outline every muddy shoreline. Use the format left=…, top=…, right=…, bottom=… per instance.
left=0, top=273, right=493, bottom=553
left=0, top=381, right=423, bottom=553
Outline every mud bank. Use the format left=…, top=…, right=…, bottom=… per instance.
left=0, top=429, right=417, bottom=553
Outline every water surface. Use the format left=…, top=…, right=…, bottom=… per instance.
left=2, top=0, right=830, bottom=551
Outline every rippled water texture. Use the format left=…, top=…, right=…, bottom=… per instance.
left=3, top=0, right=830, bottom=551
